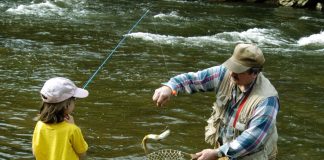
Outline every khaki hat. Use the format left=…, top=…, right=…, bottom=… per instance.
left=40, top=77, right=89, bottom=103
left=223, top=43, right=265, bottom=73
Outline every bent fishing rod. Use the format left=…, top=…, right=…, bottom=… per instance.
left=82, top=9, right=150, bottom=89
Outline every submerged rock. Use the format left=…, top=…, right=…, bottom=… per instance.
left=316, top=2, right=323, bottom=10
left=280, top=0, right=323, bottom=11
left=279, top=0, right=295, bottom=6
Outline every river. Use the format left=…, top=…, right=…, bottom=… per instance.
left=0, top=0, right=323, bottom=159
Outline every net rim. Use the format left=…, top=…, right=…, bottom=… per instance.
left=145, top=148, right=192, bottom=160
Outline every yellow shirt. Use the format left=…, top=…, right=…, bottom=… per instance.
left=32, top=121, right=88, bottom=160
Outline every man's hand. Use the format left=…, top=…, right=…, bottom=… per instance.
left=195, top=149, right=218, bottom=160
left=152, top=86, right=172, bottom=107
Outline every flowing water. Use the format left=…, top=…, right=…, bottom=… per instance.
left=0, top=0, right=323, bottom=159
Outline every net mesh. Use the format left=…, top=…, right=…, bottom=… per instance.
left=145, top=149, right=189, bottom=160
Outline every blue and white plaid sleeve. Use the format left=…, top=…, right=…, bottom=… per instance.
left=163, top=65, right=226, bottom=94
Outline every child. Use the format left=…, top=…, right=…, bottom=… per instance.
left=32, top=77, right=89, bottom=160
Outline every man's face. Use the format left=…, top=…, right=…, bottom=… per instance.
left=230, top=70, right=257, bottom=86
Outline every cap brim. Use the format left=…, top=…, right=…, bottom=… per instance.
left=73, top=88, right=89, bottom=98
left=223, top=57, right=250, bottom=73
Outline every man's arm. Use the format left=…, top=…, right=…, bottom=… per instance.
left=153, top=65, right=226, bottom=107
left=164, top=65, right=225, bottom=94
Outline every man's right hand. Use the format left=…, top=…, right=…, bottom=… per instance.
left=152, top=86, right=172, bottom=107
left=195, top=149, right=219, bottom=160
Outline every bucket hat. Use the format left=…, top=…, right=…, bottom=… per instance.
left=223, top=43, right=265, bottom=73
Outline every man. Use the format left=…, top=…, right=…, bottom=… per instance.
left=152, top=43, right=279, bottom=160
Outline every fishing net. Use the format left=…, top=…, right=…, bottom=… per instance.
left=142, top=129, right=229, bottom=160
left=145, top=149, right=193, bottom=160
left=142, top=129, right=197, bottom=160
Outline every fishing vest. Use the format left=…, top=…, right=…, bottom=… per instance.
left=205, top=70, right=279, bottom=160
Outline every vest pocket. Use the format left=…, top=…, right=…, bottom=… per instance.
left=234, top=122, right=246, bottom=131
left=216, top=95, right=230, bottom=108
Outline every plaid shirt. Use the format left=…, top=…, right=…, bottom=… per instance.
left=163, top=65, right=279, bottom=159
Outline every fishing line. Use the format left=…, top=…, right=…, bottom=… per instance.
left=82, top=9, right=150, bottom=89
left=152, top=23, right=177, bottom=96
left=139, top=11, right=200, bottom=160
left=152, top=21, right=171, bottom=114
left=153, top=23, right=170, bottom=78
left=152, top=15, right=178, bottom=137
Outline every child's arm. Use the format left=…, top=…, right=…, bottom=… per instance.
left=32, top=147, right=35, bottom=156
left=70, top=119, right=88, bottom=159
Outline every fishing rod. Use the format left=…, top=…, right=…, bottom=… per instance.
left=82, top=9, right=150, bottom=89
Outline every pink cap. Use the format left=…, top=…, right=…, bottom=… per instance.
left=40, top=77, right=88, bottom=103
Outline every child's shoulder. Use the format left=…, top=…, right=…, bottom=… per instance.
left=61, top=122, right=83, bottom=133
left=36, top=121, right=80, bottom=131
left=61, top=121, right=80, bottom=129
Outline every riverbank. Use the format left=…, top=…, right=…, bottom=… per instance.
left=205, top=0, right=323, bottom=11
